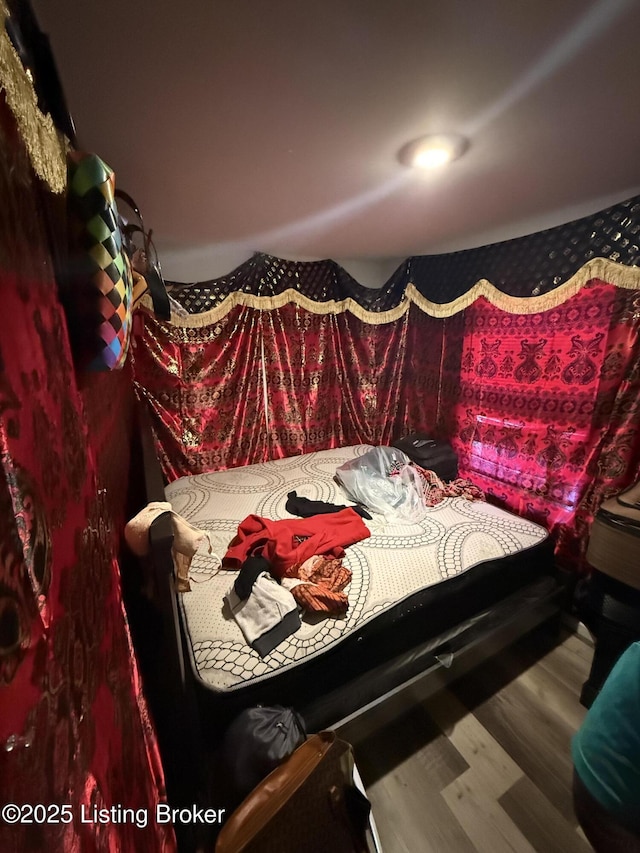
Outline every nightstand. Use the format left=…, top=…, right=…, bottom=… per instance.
left=577, top=571, right=640, bottom=708
left=578, top=483, right=640, bottom=706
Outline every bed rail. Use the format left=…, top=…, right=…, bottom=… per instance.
left=135, top=406, right=206, bottom=844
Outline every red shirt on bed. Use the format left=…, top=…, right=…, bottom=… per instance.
left=223, top=508, right=370, bottom=577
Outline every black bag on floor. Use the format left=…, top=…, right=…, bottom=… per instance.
left=392, top=433, right=458, bottom=481
left=220, top=705, right=307, bottom=804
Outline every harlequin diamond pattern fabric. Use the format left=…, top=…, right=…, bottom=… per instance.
left=66, top=153, right=132, bottom=371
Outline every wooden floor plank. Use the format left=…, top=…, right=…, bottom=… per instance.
left=367, top=767, right=478, bottom=853
left=450, top=644, right=580, bottom=823
left=441, top=771, right=536, bottom=853
left=354, top=704, right=468, bottom=791
left=506, top=653, right=588, bottom=732
left=535, top=631, right=593, bottom=695
left=352, top=629, right=590, bottom=848
left=499, top=776, right=591, bottom=853
left=423, top=689, right=523, bottom=799
left=456, top=680, right=577, bottom=823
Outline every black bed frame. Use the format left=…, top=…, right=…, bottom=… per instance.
left=132, top=409, right=571, bottom=831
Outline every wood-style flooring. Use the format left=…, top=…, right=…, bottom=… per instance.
left=348, top=625, right=593, bottom=853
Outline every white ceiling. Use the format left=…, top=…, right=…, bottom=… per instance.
left=34, top=0, right=640, bottom=279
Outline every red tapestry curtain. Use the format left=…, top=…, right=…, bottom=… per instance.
left=133, top=305, right=266, bottom=478
left=446, top=280, right=640, bottom=570
left=0, top=85, right=173, bottom=852
left=260, top=303, right=438, bottom=454
left=132, top=300, right=444, bottom=481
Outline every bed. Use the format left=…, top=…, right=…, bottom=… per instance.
left=141, top=440, right=564, bottom=747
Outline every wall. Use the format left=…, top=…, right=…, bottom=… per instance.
left=160, top=242, right=404, bottom=289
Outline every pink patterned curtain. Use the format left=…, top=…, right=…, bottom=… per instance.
left=446, top=280, right=640, bottom=570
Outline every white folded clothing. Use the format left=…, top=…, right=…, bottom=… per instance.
left=224, top=573, right=301, bottom=657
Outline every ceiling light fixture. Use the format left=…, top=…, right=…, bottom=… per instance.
left=398, top=133, right=469, bottom=169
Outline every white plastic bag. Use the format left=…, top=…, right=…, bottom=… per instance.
left=335, top=446, right=427, bottom=521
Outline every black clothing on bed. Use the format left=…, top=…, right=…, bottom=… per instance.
left=286, top=490, right=372, bottom=520
left=234, top=556, right=274, bottom=600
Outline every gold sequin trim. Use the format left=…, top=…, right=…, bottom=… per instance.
left=0, top=1, right=68, bottom=193
left=142, top=258, right=640, bottom=326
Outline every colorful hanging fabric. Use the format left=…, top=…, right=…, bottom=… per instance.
left=64, top=152, right=133, bottom=371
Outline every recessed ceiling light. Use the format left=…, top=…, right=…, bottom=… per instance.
left=398, top=133, right=469, bottom=169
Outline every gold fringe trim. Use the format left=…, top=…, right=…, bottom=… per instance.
left=0, top=1, right=67, bottom=193
left=141, top=257, right=640, bottom=327
left=140, top=287, right=411, bottom=327
left=409, top=258, right=640, bottom=317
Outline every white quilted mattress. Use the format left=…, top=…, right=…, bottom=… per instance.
left=165, top=445, right=547, bottom=692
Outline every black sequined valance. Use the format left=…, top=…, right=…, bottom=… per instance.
left=167, top=255, right=407, bottom=314
left=166, top=193, right=640, bottom=317
left=407, top=194, right=640, bottom=302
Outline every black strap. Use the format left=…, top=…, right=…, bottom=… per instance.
left=285, top=490, right=372, bottom=520
left=115, top=190, right=171, bottom=320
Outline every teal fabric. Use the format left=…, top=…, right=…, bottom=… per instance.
left=572, top=641, right=640, bottom=824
